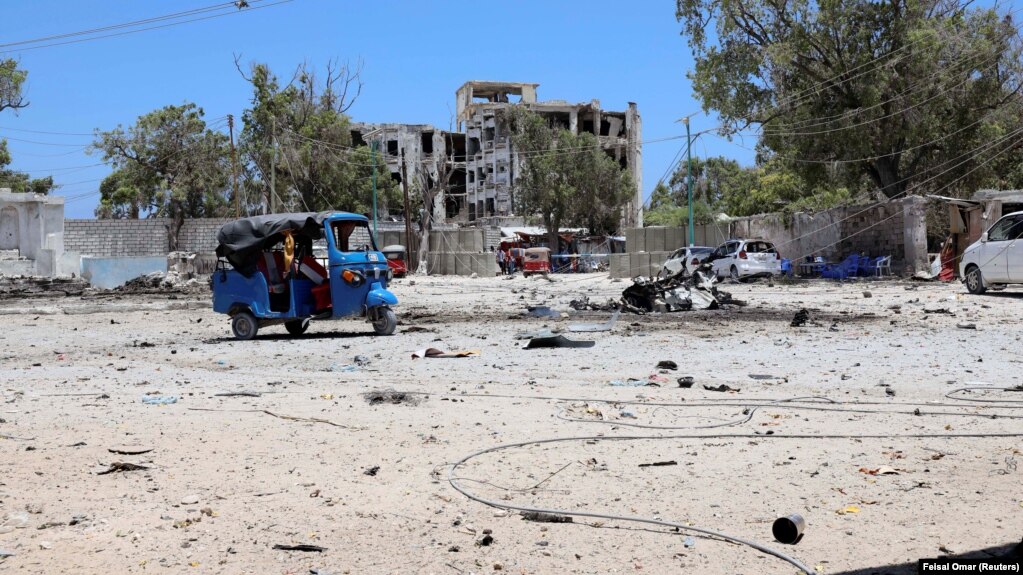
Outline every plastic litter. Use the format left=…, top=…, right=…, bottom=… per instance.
left=0, top=511, right=29, bottom=534
left=526, top=306, right=559, bottom=318
left=523, top=335, right=595, bottom=349
left=141, top=395, right=178, bottom=405
left=568, top=308, right=621, bottom=333
left=411, top=348, right=480, bottom=359
left=610, top=379, right=658, bottom=387
left=326, top=364, right=359, bottom=372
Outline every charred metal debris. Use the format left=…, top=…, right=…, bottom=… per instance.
left=619, top=263, right=745, bottom=313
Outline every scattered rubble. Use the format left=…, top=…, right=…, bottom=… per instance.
left=363, top=390, right=421, bottom=406
left=0, top=276, right=90, bottom=300
left=638, top=460, right=678, bottom=468
left=520, top=512, right=573, bottom=523
left=95, top=462, right=149, bottom=475
left=704, top=384, right=740, bottom=393
left=790, top=308, right=811, bottom=327
left=272, top=544, right=326, bottom=552
left=117, top=270, right=207, bottom=293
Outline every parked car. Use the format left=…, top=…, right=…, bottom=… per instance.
left=709, top=239, right=782, bottom=281
left=959, top=210, right=1023, bottom=294
left=658, top=246, right=714, bottom=278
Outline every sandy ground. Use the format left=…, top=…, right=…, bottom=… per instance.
left=0, top=273, right=1021, bottom=574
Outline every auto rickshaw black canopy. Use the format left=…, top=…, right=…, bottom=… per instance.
left=216, top=212, right=330, bottom=275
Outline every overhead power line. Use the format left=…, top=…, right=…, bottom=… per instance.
left=0, top=0, right=295, bottom=53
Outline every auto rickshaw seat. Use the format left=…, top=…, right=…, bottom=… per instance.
left=296, top=256, right=328, bottom=285
left=256, top=251, right=287, bottom=294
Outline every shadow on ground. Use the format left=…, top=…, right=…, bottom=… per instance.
left=204, top=330, right=380, bottom=344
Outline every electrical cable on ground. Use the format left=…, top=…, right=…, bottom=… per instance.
left=440, top=384, right=1023, bottom=572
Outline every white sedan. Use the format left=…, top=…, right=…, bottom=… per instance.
left=658, top=246, right=714, bottom=278
left=960, top=210, right=1023, bottom=294
left=709, top=239, right=782, bottom=281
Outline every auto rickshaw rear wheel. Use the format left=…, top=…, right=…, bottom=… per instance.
left=231, top=312, right=258, bottom=340
left=372, top=308, right=396, bottom=336
left=285, top=319, right=309, bottom=335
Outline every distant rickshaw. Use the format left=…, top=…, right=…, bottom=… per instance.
left=381, top=245, right=408, bottom=278
left=522, top=247, right=551, bottom=277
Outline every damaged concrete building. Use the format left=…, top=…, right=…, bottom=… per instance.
left=345, top=82, right=642, bottom=230
left=455, top=81, right=642, bottom=227
left=0, top=190, right=65, bottom=277
left=350, top=123, right=467, bottom=223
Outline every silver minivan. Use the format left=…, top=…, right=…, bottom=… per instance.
left=960, top=210, right=1023, bottom=294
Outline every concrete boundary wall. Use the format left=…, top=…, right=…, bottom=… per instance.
left=64, top=218, right=496, bottom=276
left=614, top=197, right=928, bottom=278
left=730, top=196, right=927, bottom=272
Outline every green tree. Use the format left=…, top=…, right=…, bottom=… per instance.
left=0, top=141, right=55, bottom=194
left=91, top=103, right=231, bottom=249
left=505, top=106, right=635, bottom=247
left=94, top=165, right=156, bottom=219
left=236, top=59, right=399, bottom=214
left=0, top=59, right=28, bottom=113
left=676, top=0, right=1023, bottom=200
left=0, top=60, right=56, bottom=194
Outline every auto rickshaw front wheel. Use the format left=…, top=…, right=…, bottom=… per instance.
left=285, top=319, right=309, bottom=336
left=231, top=312, right=259, bottom=340
left=372, top=308, right=396, bottom=336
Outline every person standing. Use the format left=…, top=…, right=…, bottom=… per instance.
left=496, top=247, right=506, bottom=275
left=506, top=248, right=516, bottom=274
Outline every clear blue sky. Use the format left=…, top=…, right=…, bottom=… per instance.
left=0, top=0, right=756, bottom=218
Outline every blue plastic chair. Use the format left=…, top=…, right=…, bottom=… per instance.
left=856, top=255, right=874, bottom=277
left=820, top=255, right=858, bottom=280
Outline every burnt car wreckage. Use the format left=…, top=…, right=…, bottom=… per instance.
left=621, top=262, right=743, bottom=312
left=571, top=262, right=744, bottom=313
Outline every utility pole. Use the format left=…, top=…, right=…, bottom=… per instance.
left=682, top=116, right=694, bottom=247
left=399, top=150, right=415, bottom=271
left=371, top=140, right=378, bottom=238
left=270, top=116, right=277, bottom=214
left=228, top=114, right=240, bottom=217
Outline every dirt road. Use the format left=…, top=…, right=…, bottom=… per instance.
left=0, top=274, right=1020, bottom=574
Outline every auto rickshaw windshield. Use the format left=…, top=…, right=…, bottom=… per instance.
left=331, top=220, right=377, bottom=252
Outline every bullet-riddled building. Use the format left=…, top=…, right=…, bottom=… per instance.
left=350, top=123, right=467, bottom=222
left=455, top=81, right=642, bottom=228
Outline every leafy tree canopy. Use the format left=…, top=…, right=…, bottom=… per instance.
left=237, top=59, right=399, bottom=215
left=91, top=103, right=230, bottom=247
left=505, top=106, right=635, bottom=245
left=676, top=0, right=1023, bottom=200
left=0, top=60, right=55, bottom=195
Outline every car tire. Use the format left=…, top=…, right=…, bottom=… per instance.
left=285, top=319, right=309, bottom=335
left=231, top=312, right=259, bottom=340
left=964, top=265, right=986, bottom=295
left=372, top=308, right=396, bottom=335
left=730, top=266, right=740, bottom=282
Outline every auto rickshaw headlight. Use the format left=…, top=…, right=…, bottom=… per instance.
left=341, top=269, right=365, bottom=287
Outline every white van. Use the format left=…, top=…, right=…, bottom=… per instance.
left=960, top=211, right=1023, bottom=294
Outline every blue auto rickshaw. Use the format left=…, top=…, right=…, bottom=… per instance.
left=212, top=212, right=398, bottom=340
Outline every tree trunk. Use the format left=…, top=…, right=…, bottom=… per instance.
left=168, top=199, right=185, bottom=252
left=869, top=156, right=905, bottom=199
left=416, top=189, right=433, bottom=275
left=546, top=216, right=559, bottom=255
